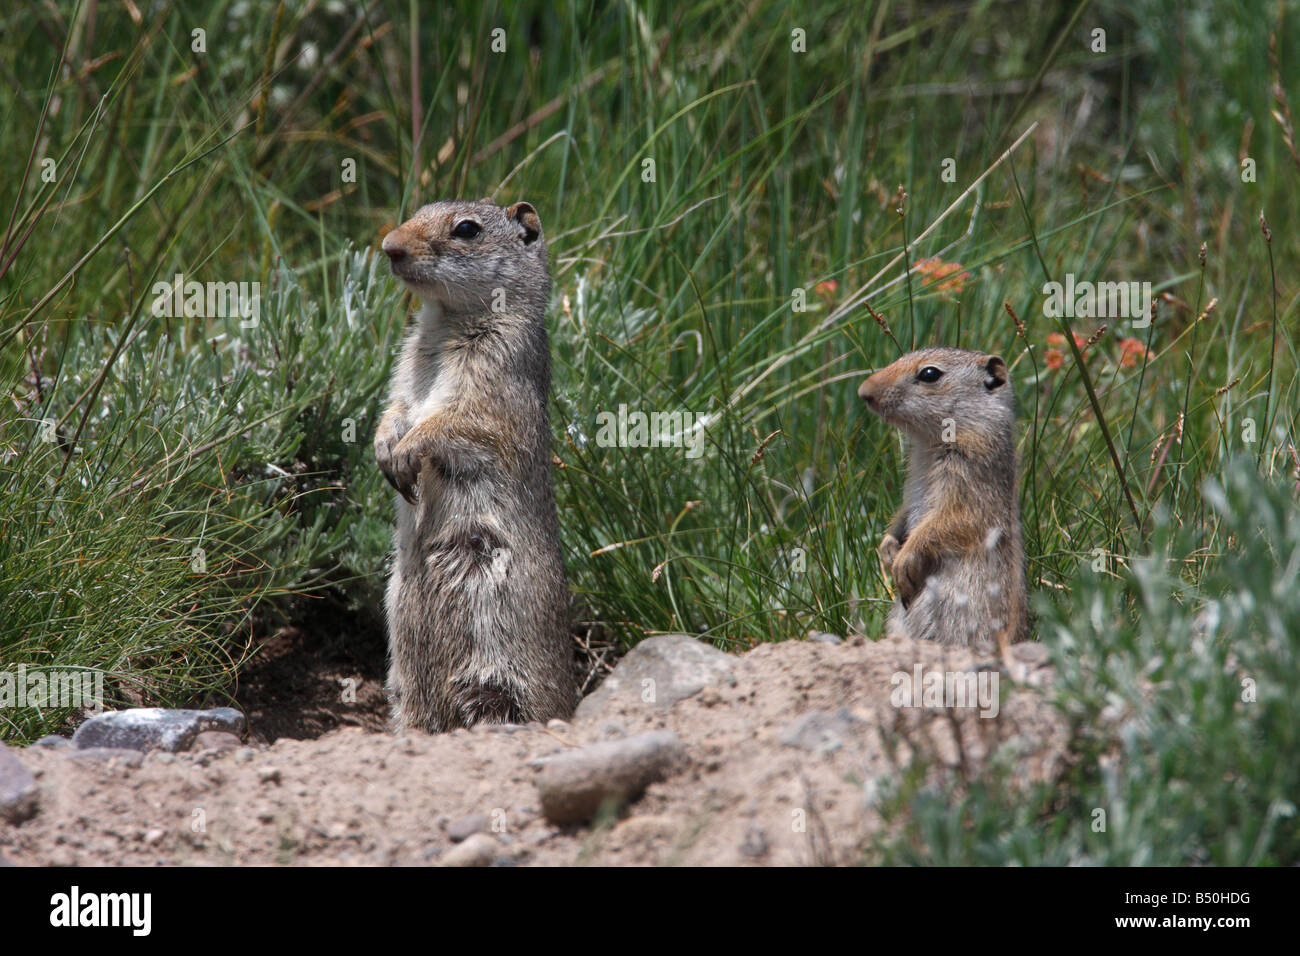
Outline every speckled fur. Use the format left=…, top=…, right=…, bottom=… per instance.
left=376, top=199, right=574, bottom=732
left=858, top=347, right=1029, bottom=652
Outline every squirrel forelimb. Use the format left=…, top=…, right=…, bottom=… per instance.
left=385, top=413, right=516, bottom=500
left=889, top=510, right=984, bottom=609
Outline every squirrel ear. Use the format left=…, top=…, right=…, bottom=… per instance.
left=507, top=202, right=542, bottom=244
left=984, top=355, right=1008, bottom=389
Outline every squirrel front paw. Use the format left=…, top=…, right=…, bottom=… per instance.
left=878, top=533, right=901, bottom=568
left=375, top=414, right=414, bottom=503
left=388, top=426, right=438, bottom=504
left=891, top=541, right=938, bottom=610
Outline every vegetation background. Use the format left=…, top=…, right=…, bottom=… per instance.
left=1, top=0, right=1296, bottom=863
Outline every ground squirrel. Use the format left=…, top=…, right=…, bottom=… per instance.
left=375, top=198, right=574, bottom=732
left=858, top=347, right=1029, bottom=651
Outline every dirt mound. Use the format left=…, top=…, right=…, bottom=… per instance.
left=0, top=635, right=1065, bottom=866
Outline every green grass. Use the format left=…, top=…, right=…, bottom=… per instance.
left=1, top=0, right=1297, bottom=863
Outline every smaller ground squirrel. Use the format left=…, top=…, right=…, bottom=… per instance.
left=376, top=198, right=574, bottom=733
left=858, top=347, right=1029, bottom=651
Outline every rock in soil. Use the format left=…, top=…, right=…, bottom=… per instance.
left=72, top=707, right=246, bottom=753
left=536, top=731, right=685, bottom=825
left=0, top=743, right=39, bottom=824
left=575, top=634, right=734, bottom=720
left=448, top=813, right=492, bottom=842
left=440, top=833, right=502, bottom=867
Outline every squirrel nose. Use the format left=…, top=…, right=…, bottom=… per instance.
left=858, top=379, right=877, bottom=407
left=382, top=231, right=408, bottom=263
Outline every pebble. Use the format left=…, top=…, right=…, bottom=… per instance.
left=447, top=813, right=492, bottom=842
left=536, top=731, right=685, bottom=826
left=0, top=743, right=39, bottom=823
left=439, top=832, right=501, bottom=867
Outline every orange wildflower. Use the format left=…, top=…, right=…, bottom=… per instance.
left=1046, top=330, right=1089, bottom=353
left=913, top=257, right=971, bottom=296
left=1118, top=337, right=1151, bottom=367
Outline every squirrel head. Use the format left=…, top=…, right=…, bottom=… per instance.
left=858, top=347, right=1014, bottom=448
left=381, top=199, right=549, bottom=316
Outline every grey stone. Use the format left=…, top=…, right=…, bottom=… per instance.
left=0, top=743, right=39, bottom=823
left=575, top=635, right=734, bottom=720
left=778, top=709, right=863, bottom=755
left=72, top=707, right=245, bottom=753
left=448, top=813, right=492, bottom=842
left=439, top=832, right=501, bottom=867
left=31, top=735, right=73, bottom=750
left=536, top=731, right=685, bottom=826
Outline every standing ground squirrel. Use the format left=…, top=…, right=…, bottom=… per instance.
left=858, top=347, right=1029, bottom=651
left=376, top=198, right=574, bottom=732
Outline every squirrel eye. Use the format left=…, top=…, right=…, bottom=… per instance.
left=451, top=220, right=481, bottom=239
left=916, top=366, right=944, bottom=383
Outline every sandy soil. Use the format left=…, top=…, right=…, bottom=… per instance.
left=0, top=634, right=1065, bottom=866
